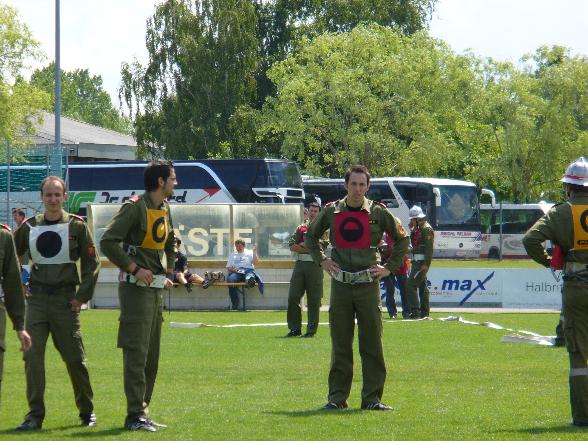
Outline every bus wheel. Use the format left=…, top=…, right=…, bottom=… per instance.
left=488, top=248, right=500, bottom=259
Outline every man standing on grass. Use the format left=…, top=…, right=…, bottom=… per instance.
left=405, top=205, right=434, bottom=319
left=0, top=224, right=31, bottom=409
left=100, top=160, right=176, bottom=432
left=285, top=201, right=325, bottom=338
left=305, top=164, right=409, bottom=411
left=523, top=157, right=588, bottom=427
left=14, top=176, right=100, bottom=431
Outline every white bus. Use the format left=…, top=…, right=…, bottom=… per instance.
left=0, top=159, right=305, bottom=221
left=480, top=202, right=554, bottom=259
left=304, top=177, right=488, bottom=258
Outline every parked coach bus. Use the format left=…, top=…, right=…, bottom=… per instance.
left=480, top=202, right=554, bottom=259
left=304, top=177, right=489, bottom=258
left=0, top=159, right=304, bottom=219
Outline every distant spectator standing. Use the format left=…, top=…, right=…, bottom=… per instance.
left=12, top=208, right=26, bottom=229
left=286, top=201, right=326, bottom=338
left=14, top=176, right=100, bottom=430
left=405, top=206, right=434, bottom=319
left=380, top=232, right=410, bottom=319
left=226, top=239, right=259, bottom=310
left=523, top=156, right=588, bottom=427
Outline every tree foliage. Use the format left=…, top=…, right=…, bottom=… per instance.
left=258, top=26, right=588, bottom=202
left=29, top=63, right=131, bottom=134
left=0, top=5, right=48, bottom=157
left=466, top=47, right=588, bottom=202
left=259, top=25, right=483, bottom=178
left=120, top=0, right=259, bottom=159
left=121, top=0, right=437, bottom=159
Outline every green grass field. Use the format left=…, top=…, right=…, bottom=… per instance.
left=1, top=309, right=585, bottom=440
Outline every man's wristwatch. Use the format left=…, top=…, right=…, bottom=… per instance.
left=131, top=266, right=141, bottom=276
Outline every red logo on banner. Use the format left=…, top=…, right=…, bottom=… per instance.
left=334, top=211, right=371, bottom=248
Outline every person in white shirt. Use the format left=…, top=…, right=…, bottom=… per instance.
left=226, top=239, right=259, bottom=310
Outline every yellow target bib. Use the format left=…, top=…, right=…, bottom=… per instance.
left=141, top=208, right=168, bottom=250
left=571, top=204, right=588, bottom=251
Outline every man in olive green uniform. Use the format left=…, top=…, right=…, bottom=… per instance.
left=405, top=205, right=434, bottom=319
left=14, top=176, right=100, bottom=430
left=523, top=157, right=588, bottom=427
left=305, top=165, right=409, bottom=410
left=286, top=201, right=325, bottom=338
left=100, top=160, right=176, bottom=432
left=0, top=224, right=31, bottom=407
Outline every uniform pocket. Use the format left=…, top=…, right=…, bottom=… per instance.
left=564, top=318, right=577, bottom=353
left=117, top=317, right=146, bottom=350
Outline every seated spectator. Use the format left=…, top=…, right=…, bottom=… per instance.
left=226, top=239, right=262, bottom=310
left=173, top=238, right=203, bottom=292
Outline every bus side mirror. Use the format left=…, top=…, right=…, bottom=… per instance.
left=432, top=187, right=441, bottom=207
left=481, top=188, right=496, bottom=206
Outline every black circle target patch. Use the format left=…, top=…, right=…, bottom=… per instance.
left=581, top=210, right=588, bottom=233
left=152, top=217, right=166, bottom=243
left=339, top=217, right=365, bottom=242
left=36, top=231, right=62, bottom=258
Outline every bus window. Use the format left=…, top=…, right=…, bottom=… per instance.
left=367, top=182, right=399, bottom=208
left=266, top=161, right=303, bottom=187
left=437, top=185, right=479, bottom=226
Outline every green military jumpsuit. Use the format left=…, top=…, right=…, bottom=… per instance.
left=523, top=193, right=588, bottom=425
left=406, top=221, right=434, bottom=319
left=286, top=221, right=325, bottom=336
left=0, top=225, right=25, bottom=406
left=14, top=210, right=100, bottom=425
left=305, top=197, right=409, bottom=407
left=100, top=193, right=175, bottom=426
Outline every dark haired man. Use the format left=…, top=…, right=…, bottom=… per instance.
left=523, top=157, right=588, bottom=427
left=100, top=160, right=177, bottom=432
left=12, top=208, right=26, bottom=228
left=15, top=176, right=100, bottom=430
left=305, top=164, right=409, bottom=411
left=286, top=201, right=325, bottom=337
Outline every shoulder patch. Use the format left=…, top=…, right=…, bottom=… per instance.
left=70, top=213, right=86, bottom=222
left=325, top=201, right=335, bottom=208
left=374, top=201, right=387, bottom=209
left=129, top=195, right=141, bottom=204
left=0, top=223, right=11, bottom=232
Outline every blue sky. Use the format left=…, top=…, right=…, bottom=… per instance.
left=5, top=0, right=588, bottom=104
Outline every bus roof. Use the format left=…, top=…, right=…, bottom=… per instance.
left=480, top=202, right=554, bottom=213
left=303, top=176, right=477, bottom=187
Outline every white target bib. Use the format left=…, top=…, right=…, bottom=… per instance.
left=28, top=221, right=74, bottom=265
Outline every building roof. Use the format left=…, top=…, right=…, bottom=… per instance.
left=27, top=111, right=137, bottom=161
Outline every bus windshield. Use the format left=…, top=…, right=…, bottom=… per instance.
left=436, top=185, right=479, bottom=227
left=265, top=161, right=302, bottom=187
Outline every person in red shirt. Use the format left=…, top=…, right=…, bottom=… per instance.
left=380, top=232, right=410, bottom=319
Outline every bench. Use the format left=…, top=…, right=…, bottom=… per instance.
left=171, top=281, right=252, bottom=311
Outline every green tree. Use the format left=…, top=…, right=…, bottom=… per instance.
left=466, top=47, right=588, bottom=203
left=258, top=25, right=484, bottom=177
left=30, top=63, right=131, bottom=134
left=0, top=5, right=48, bottom=159
left=120, top=0, right=259, bottom=159
left=122, top=0, right=437, bottom=159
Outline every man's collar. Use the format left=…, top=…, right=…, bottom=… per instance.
left=335, top=196, right=370, bottom=213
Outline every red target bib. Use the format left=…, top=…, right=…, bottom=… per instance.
left=334, top=211, right=370, bottom=249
